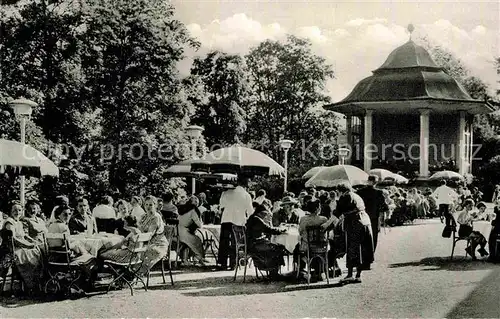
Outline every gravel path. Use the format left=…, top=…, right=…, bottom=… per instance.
left=2, top=219, right=499, bottom=318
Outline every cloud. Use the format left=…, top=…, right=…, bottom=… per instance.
left=345, top=18, right=387, bottom=27
left=183, top=14, right=498, bottom=100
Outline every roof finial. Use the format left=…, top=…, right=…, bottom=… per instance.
left=407, top=24, right=415, bottom=41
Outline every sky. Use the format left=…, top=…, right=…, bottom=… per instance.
left=172, top=0, right=499, bottom=101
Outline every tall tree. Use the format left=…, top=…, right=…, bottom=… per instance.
left=0, top=0, right=93, bottom=145
left=187, top=50, right=249, bottom=147
left=245, top=35, right=340, bottom=173
left=78, top=0, right=198, bottom=195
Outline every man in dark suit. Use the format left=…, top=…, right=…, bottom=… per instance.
left=357, top=175, right=388, bottom=252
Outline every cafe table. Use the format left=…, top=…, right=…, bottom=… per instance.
left=70, top=233, right=124, bottom=256
left=271, top=225, right=300, bottom=254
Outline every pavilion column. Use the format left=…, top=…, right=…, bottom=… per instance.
left=419, top=109, right=430, bottom=178
left=363, top=110, right=373, bottom=172
left=457, top=111, right=466, bottom=175
left=346, top=115, right=352, bottom=146
left=346, top=115, right=352, bottom=164
left=469, top=119, right=473, bottom=174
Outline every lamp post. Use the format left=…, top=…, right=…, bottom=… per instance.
left=186, top=125, right=204, bottom=195
left=338, top=147, right=350, bottom=165
left=279, top=139, right=293, bottom=193
left=9, top=98, right=37, bottom=207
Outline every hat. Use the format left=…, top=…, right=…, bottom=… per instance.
left=281, top=196, right=298, bottom=206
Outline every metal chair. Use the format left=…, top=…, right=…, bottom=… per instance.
left=232, top=225, right=260, bottom=282
left=450, top=227, right=471, bottom=260
left=104, top=232, right=153, bottom=296
left=196, top=228, right=218, bottom=259
left=300, top=226, right=330, bottom=285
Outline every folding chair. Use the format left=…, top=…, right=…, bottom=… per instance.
left=104, top=232, right=153, bottom=296
left=44, top=233, right=87, bottom=296
left=157, top=224, right=176, bottom=286
left=163, top=218, right=181, bottom=268
left=0, top=229, right=24, bottom=295
left=300, top=226, right=329, bottom=285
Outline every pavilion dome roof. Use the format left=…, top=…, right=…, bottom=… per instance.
left=374, top=40, right=441, bottom=72
left=323, top=36, right=495, bottom=115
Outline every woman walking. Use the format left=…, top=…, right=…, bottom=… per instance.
left=335, top=182, right=374, bottom=284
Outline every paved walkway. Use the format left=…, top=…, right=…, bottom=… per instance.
left=2, top=219, right=499, bottom=318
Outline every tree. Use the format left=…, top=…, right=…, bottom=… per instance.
left=78, top=0, right=199, bottom=195
left=421, top=37, right=499, bottom=196
left=244, top=35, right=340, bottom=174
left=0, top=0, right=93, bottom=145
left=187, top=51, right=250, bottom=147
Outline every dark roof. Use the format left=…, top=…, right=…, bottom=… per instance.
left=374, top=40, right=440, bottom=72
left=325, top=40, right=490, bottom=113
left=338, top=69, right=473, bottom=102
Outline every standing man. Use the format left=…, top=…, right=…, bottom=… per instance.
left=432, top=180, right=459, bottom=228
left=357, top=175, right=388, bottom=252
left=217, top=177, right=254, bottom=270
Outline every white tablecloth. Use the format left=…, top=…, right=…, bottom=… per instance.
left=272, top=228, right=300, bottom=253
left=71, top=234, right=124, bottom=256
left=473, top=221, right=492, bottom=237
left=201, top=224, right=221, bottom=241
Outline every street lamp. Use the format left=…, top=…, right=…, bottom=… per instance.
left=186, top=125, right=204, bottom=195
left=338, top=147, right=350, bottom=165
left=9, top=98, right=38, bottom=207
left=279, top=139, right=293, bottom=193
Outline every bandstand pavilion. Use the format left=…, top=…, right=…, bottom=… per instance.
left=325, top=27, right=495, bottom=178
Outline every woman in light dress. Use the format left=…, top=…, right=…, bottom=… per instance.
left=1, top=202, right=43, bottom=292
left=136, top=195, right=169, bottom=275
left=22, top=199, right=48, bottom=245
left=178, top=196, right=208, bottom=265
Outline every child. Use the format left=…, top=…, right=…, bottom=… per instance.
left=456, top=199, right=488, bottom=260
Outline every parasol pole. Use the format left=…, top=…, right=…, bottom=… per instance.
left=20, top=117, right=26, bottom=207
left=10, top=98, right=37, bottom=208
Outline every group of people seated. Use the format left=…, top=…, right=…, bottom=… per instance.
left=0, top=194, right=171, bottom=295
left=217, top=177, right=382, bottom=284
left=1, top=176, right=498, bottom=296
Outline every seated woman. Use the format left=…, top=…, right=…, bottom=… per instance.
left=100, top=215, right=142, bottom=263
left=295, top=199, right=328, bottom=281
left=0, top=202, right=43, bottom=293
left=136, top=195, right=169, bottom=275
left=455, top=199, right=488, bottom=260
left=22, top=199, right=48, bottom=245
left=47, top=205, right=96, bottom=293
left=178, top=196, right=208, bottom=266
left=47, top=205, right=93, bottom=257
left=246, top=204, right=287, bottom=280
